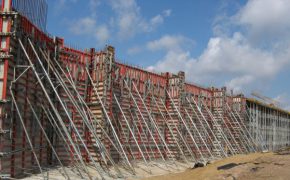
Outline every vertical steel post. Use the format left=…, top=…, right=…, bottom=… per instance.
left=123, top=80, right=167, bottom=162
left=18, top=39, right=93, bottom=179
left=187, top=97, right=227, bottom=158
left=86, top=68, right=135, bottom=174
left=27, top=98, right=70, bottom=180
left=131, top=82, right=175, bottom=161
left=113, top=93, right=149, bottom=166
left=10, top=90, right=45, bottom=179
left=166, top=90, right=205, bottom=162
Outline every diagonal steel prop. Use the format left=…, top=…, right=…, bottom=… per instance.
left=213, top=107, right=245, bottom=154
left=18, top=38, right=93, bottom=179
left=185, top=96, right=227, bottom=158
left=38, top=48, right=123, bottom=177
left=166, top=90, right=206, bottom=162
left=113, top=93, right=152, bottom=171
left=122, top=79, right=167, bottom=163
left=244, top=104, right=268, bottom=151
left=86, top=68, right=135, bottom=174
left=150, top=95, right=192, bottom=164
left=27, top=98, right=71, bottom=179
left=183, top=107, right=214, bottom=159
left=27, top=38, right=106, bottom=179
left=131, top=82, right=176, bottom=162
left=225, top=103, right=256, bottom=152
left=159, top=98, right=197, bottom=161
left=129, top=108, right=156, bottom=161
left=10, top=90, right=45, bottom=179
left=230, top=104, right=261, bottom=151
left=199, top=99, right=237, bottom=155
left=41, top=105, right=85, bottom=178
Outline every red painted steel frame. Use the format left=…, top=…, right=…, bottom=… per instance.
left=1, top=0, right=13, bottom=176
left=0, top=1, right=253, bottom=177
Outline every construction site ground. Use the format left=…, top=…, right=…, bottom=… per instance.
left=22, top=148, right=290, bottom=180
left=140, top=147, right=290, bottom=180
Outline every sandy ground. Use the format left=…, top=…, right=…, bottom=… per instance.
left=142, top=148, right=290, bottom=180
left=22, top=148, right=290, bottom=180
left=22, top=160, right=190, bottom=180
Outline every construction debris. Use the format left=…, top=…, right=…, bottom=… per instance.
left=0, top=0, right=289, bottom=179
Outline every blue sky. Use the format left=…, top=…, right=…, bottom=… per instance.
left=46, top=0, right=290, bottom=109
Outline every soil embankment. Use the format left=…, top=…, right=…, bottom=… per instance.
left=142, top=148, right=290, bottom=180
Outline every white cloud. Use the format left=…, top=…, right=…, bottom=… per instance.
left=196, top=33, right=287, bottom=77
left=90, top=0, right=100, bottom=8
left=163, top=9, right=172, bottom=17
left=147, top=35, right=194, bottom=51
left=89, top=0, right=101, bottom=16
left=127, top=46, right=142, bottom=55
left=147, top=0, right=290, bottom=94
left=150, top=15, right=164, bottom=26
left=69, top=17, right=110, bottom=45
left=149, top=9, right=172, bottom=27
left=67, top=0, right=171, bottom=45
left=225, top=75, right=254, bottom=93
left=235, top=0, right=290, bottom=44
left=69, top=17, right=97, bottom=34
left=53, top=0, right=79, bottom=15
left=147, top=31, right=290, bottom=93
left=108, top=0, right=171, bottom=38
left=237, top=0, right=290, bottom=32
left=147, top=50, right=193, bottom=73
left=274, top=93, right=290, bottom=111
left=55, top=0, right=98, bottom=16
left=95, top=25, right=110, bottom=44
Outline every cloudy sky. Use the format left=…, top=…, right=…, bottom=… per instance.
left=47, top=0, right=290, bottom=109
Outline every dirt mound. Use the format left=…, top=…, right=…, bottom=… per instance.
left=142, top=149, right=290, bottom=180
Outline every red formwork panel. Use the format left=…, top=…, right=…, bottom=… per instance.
left=1, top=0, right=16, bottom=177
left=113, top=63, right=169, bottom=159
left=184, top=83, right=213, bottom=106
left=226, top=95, right=234, bottom=107
left=165, top=72, right=180, bottom=98
left=86, top=50, right=114, bottom=163
left=212, top=88, right=225, bottom=109
left=1, top=0, right=257, bottom=174
left=116, top=62, right=167, bottom=95
left=185, top=83, right=212, bottom=96
left=90, top=51, right=106, bottom=82
left=20, top=16, right=53, bottom=45
left=0, top=5, right=56, bottom=176
left=232, top=95, right=247, bottom=112
left=60, top=46, right=91, bottom=81
left=4, top=58, right=51, bottom=177
left=56, top=44, right=93, bottom=163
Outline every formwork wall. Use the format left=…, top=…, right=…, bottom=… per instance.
left=0, top=1, right=54, bottom=177
left=11, top=0, right=48, bottom=31
left=112, top=62, right=169, bottom=160
left=246, top=99, right=290, bottom=151
left=53, top=39, right=94, bottom=164
left=232, top=96, right=290, bottom=151
left=1, top=1, right=290, bottom=178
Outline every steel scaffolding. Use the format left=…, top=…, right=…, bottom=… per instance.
left=0, top=0, right=289, bottom=179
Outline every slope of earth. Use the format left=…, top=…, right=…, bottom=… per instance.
left=142, top=148, right=290, bottom=180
